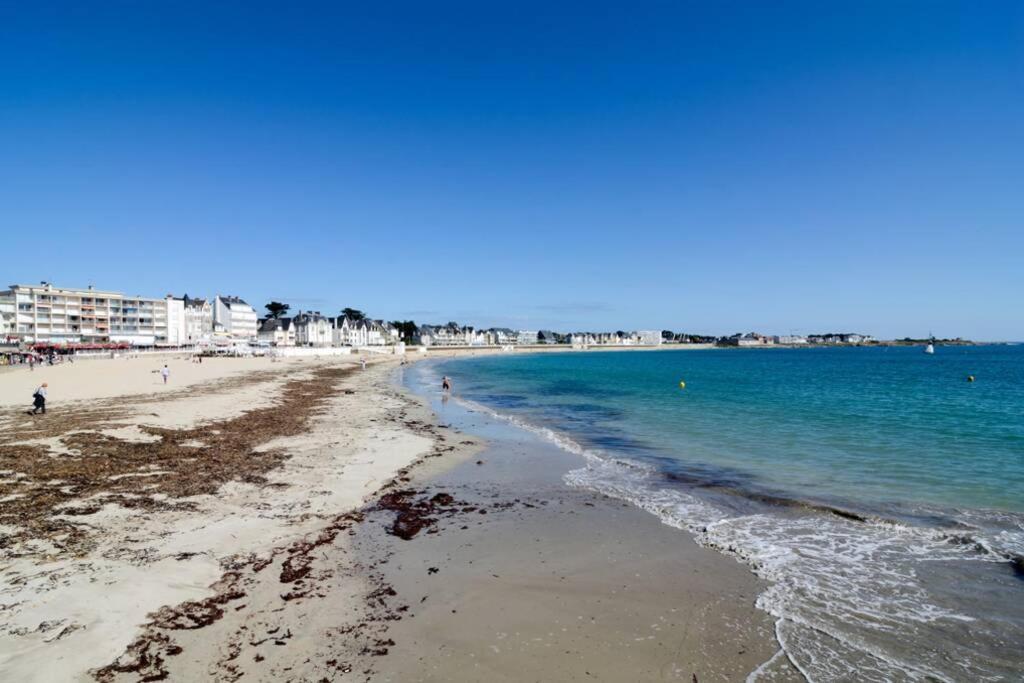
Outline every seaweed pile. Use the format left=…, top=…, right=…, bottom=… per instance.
left=0, top=365, right=356, bottom=559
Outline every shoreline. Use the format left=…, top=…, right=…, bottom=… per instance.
left=0, top=350, right=795, bottom=681
left=364, top=363, right=795, bottom=681
left=420, top=348, right=1024, bottom=681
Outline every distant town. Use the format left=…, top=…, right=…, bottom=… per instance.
left=0, top=282, right=969, bottom=361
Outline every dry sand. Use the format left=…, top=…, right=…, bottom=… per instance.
left=0, top=354, right=432, bottom=681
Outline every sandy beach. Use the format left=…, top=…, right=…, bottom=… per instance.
left=0, top=352, right=793, bottom=681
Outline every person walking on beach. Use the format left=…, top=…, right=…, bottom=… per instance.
left=161, top=364, right=170, bottom=384
left=31, top=383, right=48, bottom=415
left=442, top=376, right=451, bottom=392
left=361, top=357, right=367, bottom=371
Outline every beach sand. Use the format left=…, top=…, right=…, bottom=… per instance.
left=0, top=352, right=794, bottom=681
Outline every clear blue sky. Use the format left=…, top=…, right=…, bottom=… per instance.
left=2, top=2, right=1021, bottom=339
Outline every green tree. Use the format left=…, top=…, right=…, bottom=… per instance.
left=265, top=301, right=290, bottom=319
left=341, top=308, right=366, bottom=321
left=389, top=320, right=419, bottom=344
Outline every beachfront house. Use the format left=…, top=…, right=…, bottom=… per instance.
left=382, top=322, right=402, bottom=345
left=537, top=330, right=560, bottom=344
left=213, top=295, right=258, bottom=341
left=636, top=330, right=663, bottom=346
left=434, top=323, right=471, bottom=346
left=516, top=330, right=539, bottom=345
left=293, top=311, right=333, bottom=347
left=415, top=323, right=476, bottom=347
left=364, top=320, right=389, bottom=346
left=725, top=332, right=773, bottom=347
left=257, top=317, right=295, bottom=346
left=808, top=332, right=873, bottom=345
left=484, top=328, right=518, bottom=346
left=183, top=296, right=214, bottom=344
left=590, top=332, right=620, bottom=345
left=333, top=315, right=368, bottom=347
left=774, top=335, right=809, bottom=345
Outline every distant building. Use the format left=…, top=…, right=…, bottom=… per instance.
left=0, top=294, right=14, bottom=341
left=382, top=322, right=402, bottom=345
left=636, top=330, right=662, bottom=346
left=258, top=317, right=295, bottom=346
left=517, top=330, right=538, bottom=345
left=537, top=330, right=559, bottom=344
left=182, top=296, right=214, bottom=344
left=214, top=295, right=258, bottom=341
left=485, top=328, right=518, bottom=346
left=725, top=332, right=773, bottom=347
left=293, top=311, right=332, bottom=346
left=165, top=296, right=187, bottom=346
left=364, top=320, right=389, bottom=346
left=809, top=332, right=874, bottom=345
left=429, top=323, right=472, bottom=346
left=334, top=316, right=368, bottom=347
left=774, top=335, right=808, bottom=345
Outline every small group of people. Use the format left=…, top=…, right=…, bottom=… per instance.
left=4, top=353, right=68, bottom=370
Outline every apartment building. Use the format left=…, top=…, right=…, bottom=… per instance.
left=213, top=295, right=258, bottom=340
left=0, top=282, right=180, bottom=346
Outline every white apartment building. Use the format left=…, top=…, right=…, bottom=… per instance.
left=213, top=295, right=258, bottom=341
left=0, top=282, right=184, bottom=347
left=293, top=311, right=332, bottom=347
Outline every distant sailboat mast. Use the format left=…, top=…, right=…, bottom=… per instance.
left=924, top=331, right=935, bottom=355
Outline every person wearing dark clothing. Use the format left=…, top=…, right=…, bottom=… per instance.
left=31, top=383, right=48, bottom=415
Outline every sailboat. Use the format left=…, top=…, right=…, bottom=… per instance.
left=924, top=333, right=935, bottom=355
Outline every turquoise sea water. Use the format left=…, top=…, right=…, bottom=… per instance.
left=416, top=345, right=1024, bottom=681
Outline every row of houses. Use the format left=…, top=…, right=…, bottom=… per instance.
left=0, top=282, right=258, bottom=347
left=721, top=332, right=875, bottom=346
left=0, top=282, right=879, bottom=352
left=0, top=282, right=671, bottom=351
left=415, top=326, right=665, bottom=347
left=257, top=314, right=402, bottom=347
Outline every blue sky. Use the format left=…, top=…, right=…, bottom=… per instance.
left=2, top=2, right=1021, bottom=339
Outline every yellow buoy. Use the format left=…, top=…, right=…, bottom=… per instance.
left=679, top=380, right=686, bottom=389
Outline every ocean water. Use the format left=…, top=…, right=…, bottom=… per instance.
left=414, top=345, right=1024, bottom=682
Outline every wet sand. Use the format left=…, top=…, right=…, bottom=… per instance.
left=351, top=391, right=799, bottom=682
